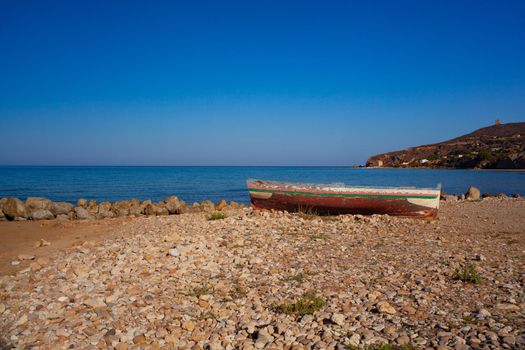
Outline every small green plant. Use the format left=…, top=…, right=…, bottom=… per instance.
left=455, top=265, right=481, bottom=284
left=347, top=344, right=418, bottom=350
left=229, top=284, right=248, bottom=299
left=188, top=283, right=214, bottom=297
left=208, top=212, right=227, bottom=221
left=296, top=205, right=319, bottom=218
left=274, top=291, right=325, bottom=316
left=284, top=273, right=305, bottom=283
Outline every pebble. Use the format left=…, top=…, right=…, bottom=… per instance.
left=376, top=301, right=396, bottom=314
left=330, top=313, right=345, bottom=326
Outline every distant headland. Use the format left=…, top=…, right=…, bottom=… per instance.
left=366, top=121, right=525, bottom=169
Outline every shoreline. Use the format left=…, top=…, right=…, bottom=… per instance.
left=1, top=198, right=524, bottom=349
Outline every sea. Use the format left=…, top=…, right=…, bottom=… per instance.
left=0, top=166, right=524, bottom=204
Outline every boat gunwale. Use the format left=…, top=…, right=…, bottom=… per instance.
left=246, top=178, right=442, bottom=193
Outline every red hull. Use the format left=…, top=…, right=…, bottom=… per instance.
left=250, top=192, right=438, bottom=219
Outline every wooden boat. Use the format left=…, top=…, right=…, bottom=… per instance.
left=247, top=179, right=441, bottom=219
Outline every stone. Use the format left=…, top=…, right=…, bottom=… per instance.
left=1, top=197, right=27, bottom=219
left=330, top=313, right=345, bottom=326
left=348, top=333, right=361, bottom=346
left=396, top=335, right=410, bottom=345
left=36, top=257, right=51, bottom=266
left=75, top=207, right=94, bottom=220
left=164, top=334, right=177, bottom=344
left=50, top=201, right=74, bottom=215
left=29, top=209, right=54, bottom=220
left=376, top=301, right=396, bottom=314
left=145, top=203, right=169, bottom=216
left=169, top=248, right=180, bottom=257
left=200, top=200, right=215, bottom=213
left=495, top=303, right=520, bottom=312
left=84, top=297, right=107, bottom=309
left=77, top=198, right=88, bottom=207
left=164, top=195, right=186, bottom=214
left=133, top=334, right=147, bottom=345
left=465, top=187, right=481, bottom=201
left=475, top=253, right=486, bottom=261
left=26, top=197, right=52, bottom=211
left=215, top=199, right=228, bottom=210
left=14, top=314, right=28, bottom=326
left=97, top=202, right=115, bottom=218
left=17, top=254, right=35, bottom=260
left=165, top=233, right=181, bottom=243
left=0, top=209, right=5, bottom=221
left=182, top=320, right=195, bottom=331
left=112, top=200, right=140, bottom=217
left=477, top=308, right=491, bottom=317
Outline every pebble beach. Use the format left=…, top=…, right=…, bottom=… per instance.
left=0, top=198, right=524, bottom=350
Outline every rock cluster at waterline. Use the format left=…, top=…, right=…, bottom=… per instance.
left=0, top=196, right=244, bottom=221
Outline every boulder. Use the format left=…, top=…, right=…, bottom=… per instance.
left=1, top=198, right=27, bottom=220
left=87, top=200, right=99, bottom=214
left=200, top=200, right=215, bottom=213
left=50, top=202, right=74, bottom=216
left=144, top=202, right=169, bottom=216
left=215, top=199, right=228, bottom=211
left=30, top=209, right=55, bottom=220
left=77, top=198, right=88, bottom=208
left=26, top=197, right=52, bottom=211
left=112, top=199, right=140, bottom=217
left=156, top=202, right=169, bottom=216
left=229, top=201, right=241, bottom=209
left=164, top=195, right=186, bottom=214
left=0, top=209, right=5, bottom=221
left=75, top=207, right=94, bottom=220
left=129, top=201, right=146, bottom=216
left=465, top=187, right=481, bottom=201
left=97, top=202, right=114, bottom=219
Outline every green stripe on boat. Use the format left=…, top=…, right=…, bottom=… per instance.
left=249, top=188, right=438, bottom=199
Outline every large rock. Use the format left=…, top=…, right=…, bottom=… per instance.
left=164, top=195, right=186, bottom=214
left=1, top=198, right=27, bottom=220
left=97, top=202, right=115, bottom=219
left=75, top=207, right=94, bottom=220
left=77, top=198, right=88, bottom=208
left=200, top=200, right=216, bottom=213
left=0, top=209, right=5, bottom=221
left=87, top=200, right=99, bottom=214
left=144, top=202, right=169, bottom=216
left=30, top=209, right=55, bottom=220
left=26, top=197, right=52, bottom=211
left=112, top=199, right=140, bottom=217
left=215, top=199, right=228, bottom=211
left=50, top=202, right=74, bottom=216
left=465, top=187, right=481, bottom=201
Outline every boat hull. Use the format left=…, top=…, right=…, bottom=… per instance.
left=247, top=180, right=440, bottom=219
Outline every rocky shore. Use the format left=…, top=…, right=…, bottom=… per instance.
left=0, top=198, right=524, bottom=349
left=0, top=196, right=245, bottom=222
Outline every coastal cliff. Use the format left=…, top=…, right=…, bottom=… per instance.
left=366, top=121, right=525, bottom=169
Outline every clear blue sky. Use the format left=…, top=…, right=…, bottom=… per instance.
left=1, top=0, right=524, bottom=166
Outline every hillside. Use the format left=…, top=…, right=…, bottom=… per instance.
left=366, top=121, right=525, bottom=169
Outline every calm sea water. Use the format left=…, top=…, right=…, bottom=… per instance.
left=0, top=166, right=523, bottom=204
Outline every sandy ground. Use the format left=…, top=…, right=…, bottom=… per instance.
left=0, top=218, right=131, bottom=276
left=0, top=199, right=524, bottom=349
